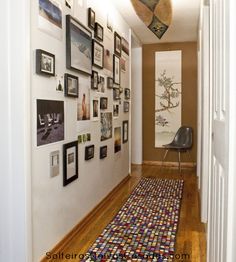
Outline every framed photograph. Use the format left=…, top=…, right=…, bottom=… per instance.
left=85, top=145, right=95, bottom=160
left=91, top=97, right=100, bottom=121
left=123, top=120, right=129, bottom=143
left=98, top=76, right=105, bottom=93
left=120, top=57, right=126, bottom=72
left=88, top=7, right=95, bottom=29
left=124, top=88, right=130, bottom=100
left=63, top=141, right=78, bottom=186
left=86, top=133, right=91, bottom=141
left=114, top=127, right=121, bottom=153
left=100, top=97, right=108, bottom=110
left=104, top=49, right=113, bottom=73
left=77, top=80, right=90, bottom=121
left=101, top=112, right=113, bottom=141
left=113, top=88, right=120, bottom=101
left=95, top=22, right=104, bottom=41
left=66, top=15, right=92, bottom=75
left=100, top=146, right=107, bottom=159
left=124, top=101, right=130, bottom=113
left=64, top=73, right=79, bottom=97
left=114, top=32, right=121, bottom=57
left=113, top=104, right=119, bottom=118
left=107, top=77, right=113, bottom=89
left=113, top=55, right=120, bottom=84
left=91, top=70, right=98, bottom=90
left=50, top=150, right=60, bottom=177
left=36, top=49, right=55, bottom=76
left=92, top=40, right=104, bottom=69
left=121, top=37, right=129, bottom=56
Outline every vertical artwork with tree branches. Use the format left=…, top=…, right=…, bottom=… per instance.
left=155, top=51, right=182, bottom=147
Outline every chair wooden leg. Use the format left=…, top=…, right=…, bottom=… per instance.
left=178, top=151, right=181, bottom=174
left=162, top=149, right=169, bottom=169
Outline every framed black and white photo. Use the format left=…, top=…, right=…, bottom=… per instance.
left=114, top=31, right=121, bottom=57
left=100, top=97, right=108, bottom=110
left=94, top=22, right=104, bottom=41
left=107, top=77, right=113, bottom=89
left=123, top=120, right=129, bottom=143
left=124, top=88, right=130, bottom=100
left=100, top=146, right=107, bottom=159
left=66, top=15, right=92, bottom=75
left=88, top=8, right=95, bottom=29
left=91, top=70, right=98, bottom=89
left=113, top=88, right=120, bottom=101
left=92, top=40, right=104, bottom=69
left=91, top=96, right=100, bottom=121
left=50, top=150, right=60, bottom=177
left=85, top=145, right=95, bottom=160
left=64, top=73, right=79, bottom=97
left=113, top=104, right=119, bottom=118
left=63, top=141, right=78, bottom=186
left=113, top=55, right=120, bottom=84
left=36, top=49, right=55, bottom=76
left=124, top=101, right=130, bottom=113
left=98, top=76, right=105, bottom=93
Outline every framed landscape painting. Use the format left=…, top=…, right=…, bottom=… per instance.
left=66, top=15, right=92, bottom=75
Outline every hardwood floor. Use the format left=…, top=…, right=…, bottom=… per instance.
left=48, top=165, right=206, bottom=262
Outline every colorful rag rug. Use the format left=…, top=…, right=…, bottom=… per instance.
left=83, top=178, right=184, bottom=262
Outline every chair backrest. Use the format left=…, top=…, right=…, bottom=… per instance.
left=172, top=126, right=193, bottom=149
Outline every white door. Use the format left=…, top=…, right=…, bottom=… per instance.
left=207, top=0, right=230, bottom=261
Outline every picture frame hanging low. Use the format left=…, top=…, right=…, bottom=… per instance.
left=100, top=146, right=107, bottom=159
left=63, top=141, right=78, bottom=186
left=64, top=73, right=79, bottom=97
left=85, top=145, right=95, bottom=160
left=36, top=49, right=55, bottom=76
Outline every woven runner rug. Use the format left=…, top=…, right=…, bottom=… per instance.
left=83, top=178, right=184, bottom=262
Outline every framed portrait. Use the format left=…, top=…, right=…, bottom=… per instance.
left=66, top=15, right=92, bottom=75
left=85, top=145, right=95, bottom=160
left=124, top=101, right=130, bottom=113
left=91, top=70, right=98, bottom=90
left=113, top=104, right=119, bottom=118
left=100, top=146, right=107, bottom=159
left=50, top=150, right=60, bottom=178
left=124, top=88, right=130, bottom=100
left=107, top=77, right=113, bottom=89
left=36, top=49, right=55, bottom=76
left=98, top=76, right=105, bottom=93
left=91, top=96, right=100, bottom=121
left=114, top=31, right=121, bottom=57
left=123, top=120, right=129, bottom=143
left=88, top=7, right=95, bottom=29
left=100, top=97, right=108, bottom=110
left=64, top=73, right=79, bottom=97
left=113, top=88, right=120, bottom=101
left=121, top=37, right=129, bottom=56
left=63, top=141, right=78, bottom=186
left=77, top=80, right=90, bottom=121
left=92, top=40, right=104, bottom=69
left=95, top=22, right=104, bottom=41
left=114, top=127, right=121, bottom=153
left=113, top=55, right=120, bottom=84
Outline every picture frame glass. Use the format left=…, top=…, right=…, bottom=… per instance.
left=93, top=41, right=104, bottom=68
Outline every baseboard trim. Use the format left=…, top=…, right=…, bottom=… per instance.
left=143, top=160, right=196, bottom=168
left=41, top=174, right=131, bottom=261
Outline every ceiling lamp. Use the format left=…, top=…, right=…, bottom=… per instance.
left=130, top=0, right=172, bottom=39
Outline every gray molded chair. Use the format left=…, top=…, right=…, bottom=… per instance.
left=162, top=126, right=193, bottom=173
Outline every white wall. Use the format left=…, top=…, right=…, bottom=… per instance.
left=131, top=35, right=142, bottom=164
left=31, top=0, right=131, bottom=260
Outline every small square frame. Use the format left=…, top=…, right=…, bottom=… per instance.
left=85, top=145, right=95, bottom=160
left=64, top=73, right=79, bottom=97
left=94, top=22, right=104, bottom=41
left=36, top=49, right=55, bottom=76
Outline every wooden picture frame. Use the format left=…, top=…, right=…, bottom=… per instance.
left=91, top=70, right=98, bottom=89
left=63, top=141, right=78, bottom=186
left=64, top=73, right=79, bottom=97
left=92, top=40, right=104, bottom=69
left=36, top=49, right=55, bottom=76
left=88, top=8, right=95, bottom=29
left=114, top=31, right=121, bottom=57
left=66, top=15, right=92, bottom=75
left=94, top=22, right=104, bottom=41
left=100, top=146, right=107, bottom=159
left=113, top=54, right=120, bottom=85
left=85, top=145, right=95, bottom=160
left=123, top=120, right=129, bottom=143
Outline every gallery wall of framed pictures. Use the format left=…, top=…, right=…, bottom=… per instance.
left=32, top=1, right=131, bottom=260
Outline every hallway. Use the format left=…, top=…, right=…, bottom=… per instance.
left=46, top=165, right=206, bottom=262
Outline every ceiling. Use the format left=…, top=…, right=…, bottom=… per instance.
left=110, top=0, right=201, bottom=44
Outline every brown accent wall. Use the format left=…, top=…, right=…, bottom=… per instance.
left=142, top=42, right=198, bottom=163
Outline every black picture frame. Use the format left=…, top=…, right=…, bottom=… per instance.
left=64, top=73, right=79, bottom=97
left=88, top=8, right=95, bottom=29
left=85, top=145, right=95, bottom=160
left=94, top=22, right=104, bottom=41
left=107, top=77, right=113, bottom=89
left=123, top=120, right=129, bottom=143
left=113, top=54, right=120, bottom=85
left=121, top=37, right=129, bottom=56
left=124, top=101, right=130, bottom=113
left=63, top=141, right=78, bottom=186
left=100, top=146, right=107, bottom=159
left=36, top=49, right=55, bottom=76
left=91, top=70, right=99, bottom=89
left=113, top=88, right=120, bottom=100
left=66, top=15, right=92, bottom=75
left=100, top=97, right=108, bottom=110
left=114, top=31, right=121, bottom=57
left=124, top=88, right=130, bottom=100
left=92, top=40, right=104, bottom=69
